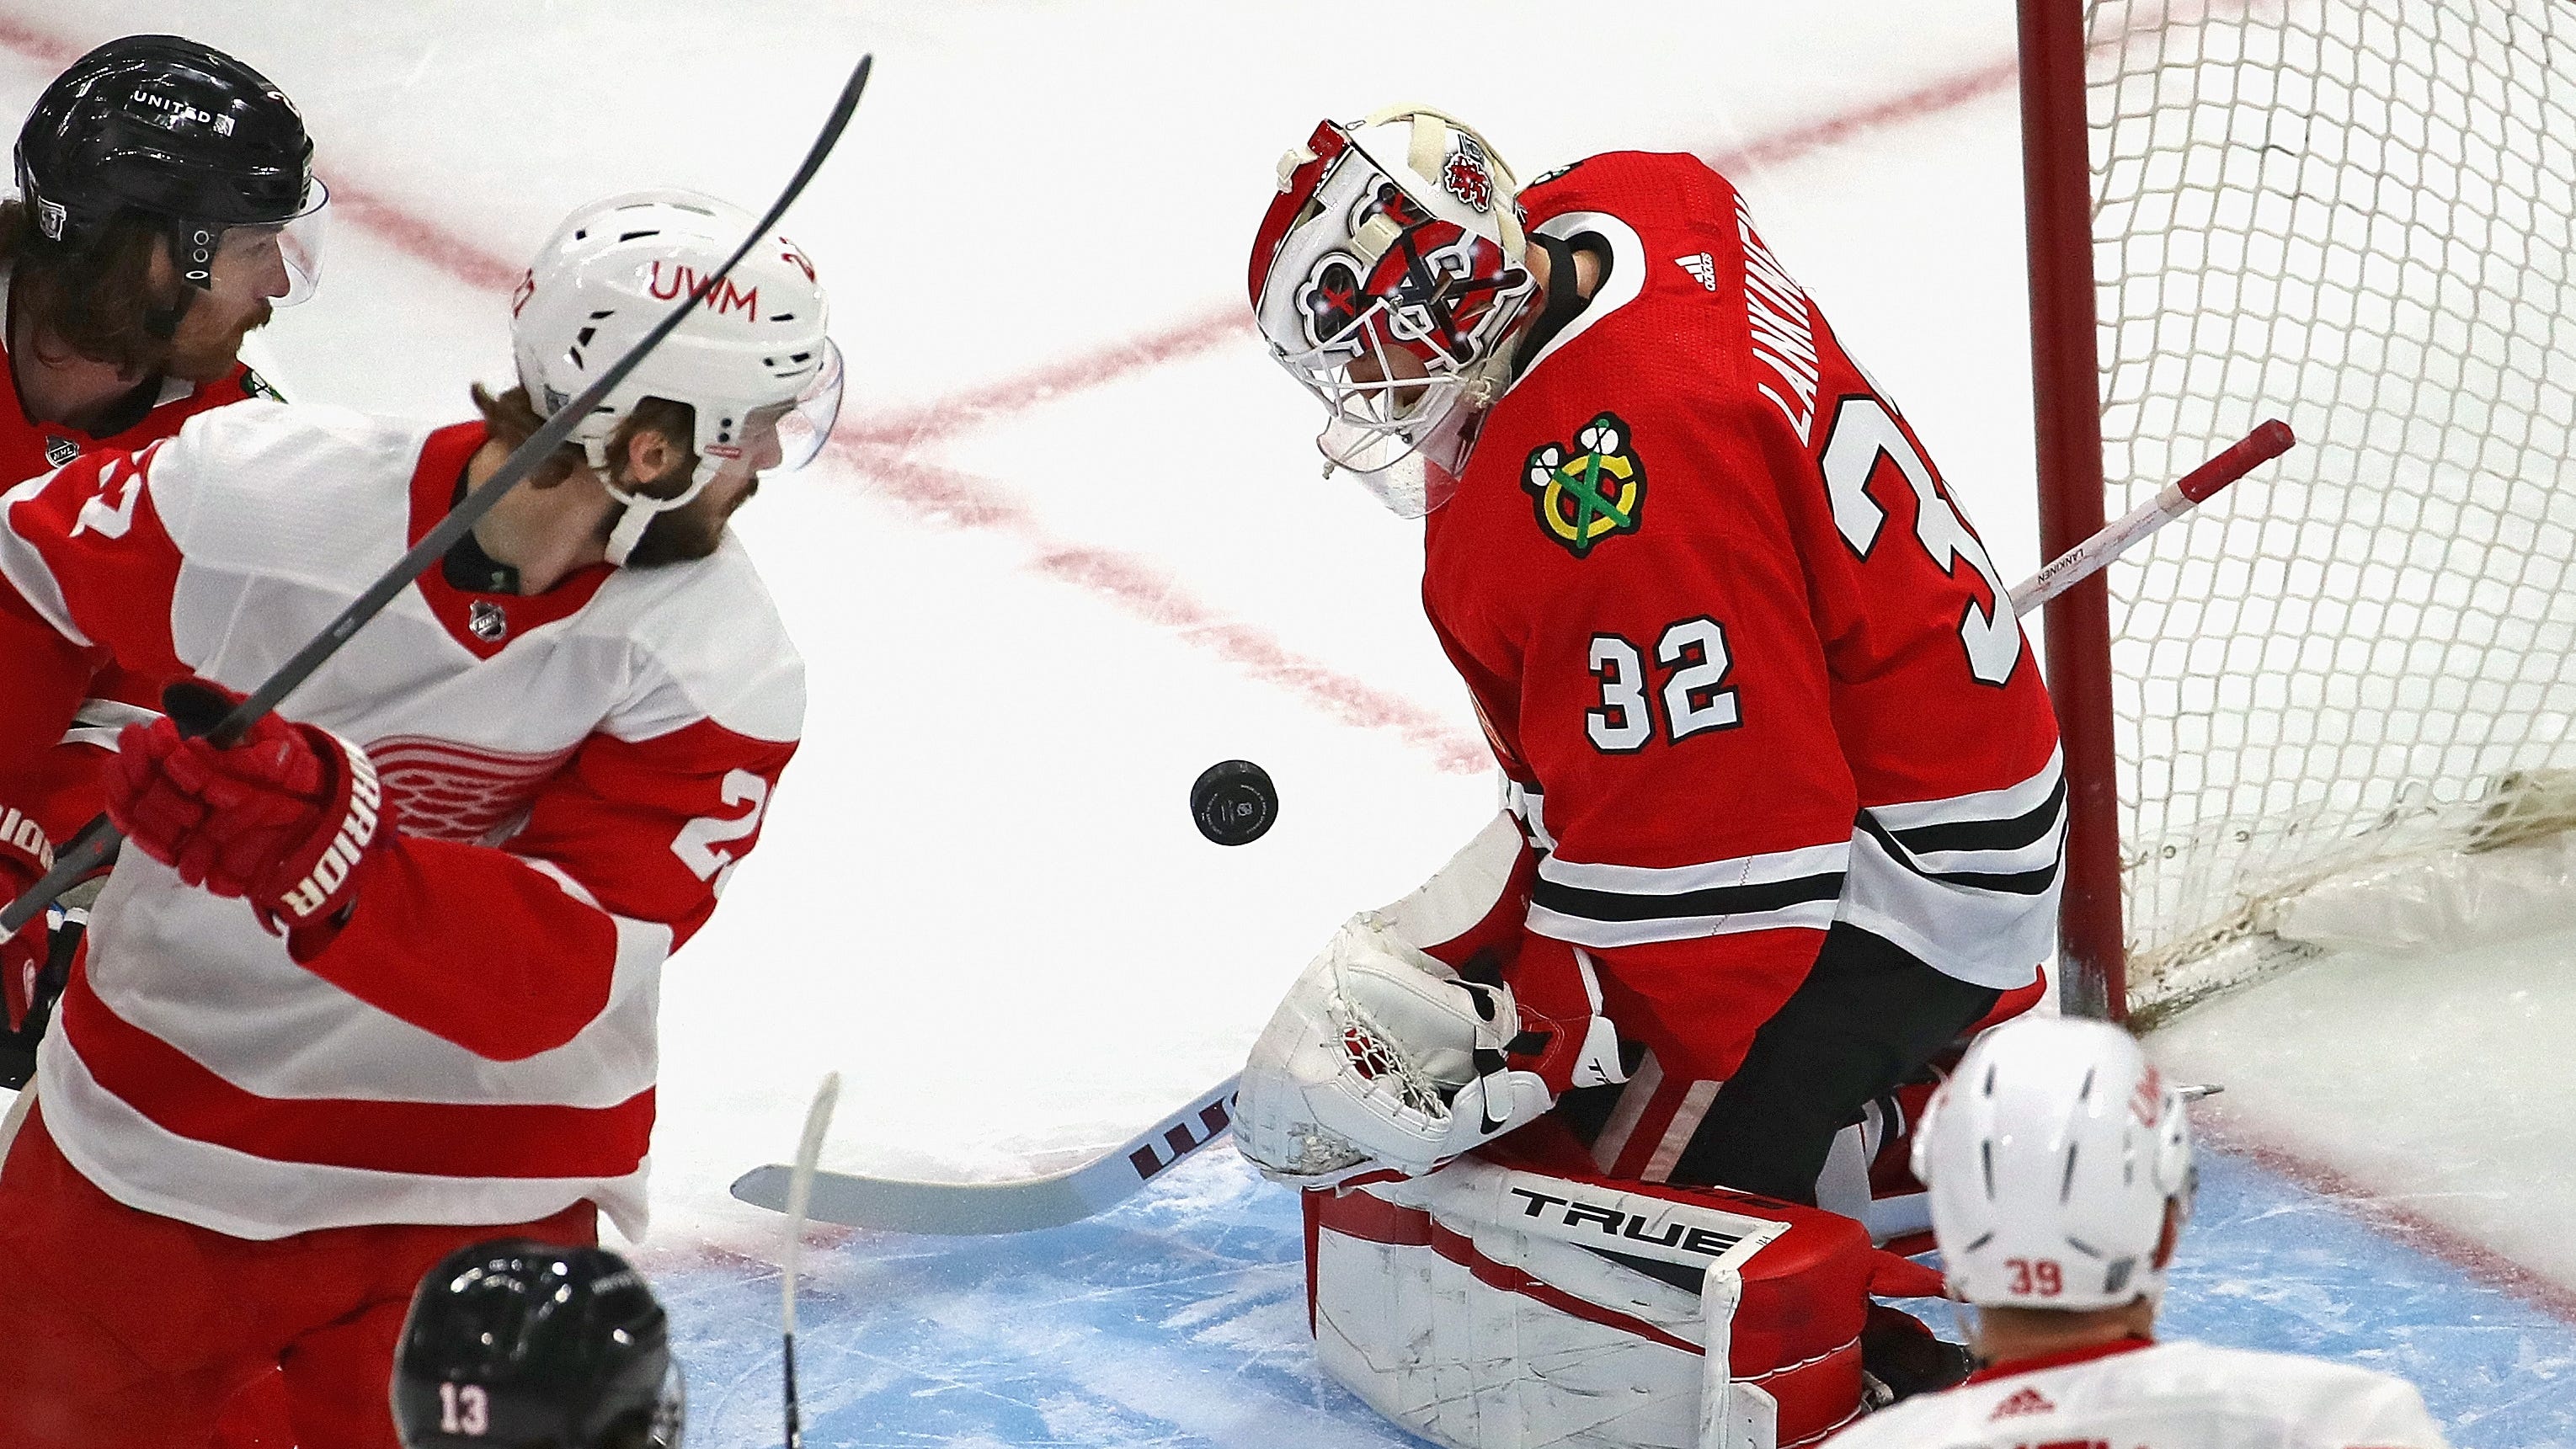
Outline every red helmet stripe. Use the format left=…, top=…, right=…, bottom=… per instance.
left=1247, top=121, right=1350, bottom=309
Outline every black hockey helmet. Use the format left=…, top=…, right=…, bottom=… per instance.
left=392, top=1239, right=685, bottom=1449
left=14, top=34, right=321, bottom=290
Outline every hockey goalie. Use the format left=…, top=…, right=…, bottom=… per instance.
left=1235, top=106, right=2063, bottom=1449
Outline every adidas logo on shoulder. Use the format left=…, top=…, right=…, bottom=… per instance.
left=1988, top=1385, right=2056, bottom=1420
left=1676, top=252, right=1719, bottom=291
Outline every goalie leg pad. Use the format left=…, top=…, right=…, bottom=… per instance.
left=1303, top=1150, right=1875, bottom=1449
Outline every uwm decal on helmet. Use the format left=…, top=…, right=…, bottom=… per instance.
left=1524, top=413, right=1647, bottom=557
left=647, top=260, right=761, bottom=319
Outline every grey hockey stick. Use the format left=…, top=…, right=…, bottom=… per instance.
left=780, top=1072, right=840, bottom=1449
left=0, top=55, right=876, bottom=934
left=731, top=1074, right=1240, bottom=1235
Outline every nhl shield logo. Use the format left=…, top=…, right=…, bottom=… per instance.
left=1524, top=413, right=1646, bottom=558
left=44, top=436, right=79, bottom=469
left=467, top=599, right=509, bottom=642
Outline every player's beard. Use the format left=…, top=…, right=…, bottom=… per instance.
left=621, top=477, right=759, bottom=568
left=164, top=298, right=275, bottom=383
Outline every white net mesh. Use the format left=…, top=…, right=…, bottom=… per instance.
left=2085, top=0, right=2576, bottom=1010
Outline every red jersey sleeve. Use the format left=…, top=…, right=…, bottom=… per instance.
left=0, top=439, right=198, bottom=871
left=0, top=440, right=191, bottom=677
left=295, top=718, right=796, bottom=1062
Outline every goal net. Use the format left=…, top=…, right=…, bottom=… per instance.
left=2082, top=0, right=2576, bottom=1015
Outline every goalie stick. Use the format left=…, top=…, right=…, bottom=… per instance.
left=727, top=422, right=2293, bottom=1237
left=731, top=1074, right=1241, bottom=1235
left=2008, top=418, right=2293, bottom=615
left=0, top=55, right=877, bottom=935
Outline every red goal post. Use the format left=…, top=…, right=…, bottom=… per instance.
left=2020, top=0, right=2121, bottom=1018
left=2020, top=1, right=2576, bottom=1021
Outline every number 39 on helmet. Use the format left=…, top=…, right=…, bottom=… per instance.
left=1247, top=107, right=1540, bottom=514
left=1911, top=1015, right=2196, bottom=1312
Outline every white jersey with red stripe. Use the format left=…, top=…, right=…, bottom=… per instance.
left=1822, top=1337, right=2450, bottom=1449
left=0, top=400, right=802, bottom=1240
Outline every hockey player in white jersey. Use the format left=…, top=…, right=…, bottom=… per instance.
left=1824, top=1015, right=2448, bottom=1447
left=0, top=189, right=839, bottom=1449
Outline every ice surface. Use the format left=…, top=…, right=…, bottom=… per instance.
left=651, top=1144, right=2576, bottom=1448
left=0, top=0, right=2565, bottom=1441
left=2153, top=924, right=2576, bottom=1300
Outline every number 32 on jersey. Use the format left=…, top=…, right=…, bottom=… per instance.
left=1587, top=616, right=1741, bottom=754
left=1580, top=397, right=2020, bottom=754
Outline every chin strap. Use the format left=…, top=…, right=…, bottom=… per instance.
left=597, top=452, right=723, bottom=567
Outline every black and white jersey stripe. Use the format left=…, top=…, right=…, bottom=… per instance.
left=1859, top=750, right=2066, bottom=894
left=1840, top=748, right=2067, bottom=988
left=1525, top=839, right=1848, bottom=949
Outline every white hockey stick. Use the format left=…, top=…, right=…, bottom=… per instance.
left=727, top=424, right=2291, bottom=1238
left=731, top=1074, right=1240, bottom=1235
left=780, top=1072, right=840, bottom=1449
left=2009, top=418, right=2293, bottom=615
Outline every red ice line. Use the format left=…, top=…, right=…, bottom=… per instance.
left=2197, top=1116, right=2576, bottom=1324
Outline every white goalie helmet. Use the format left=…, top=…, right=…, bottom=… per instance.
left=1247, top=105, right=1539, bottom=514
left=511, top=189, right=844, bottom=563
left=1912, top=1015, right=2195, bottom=1311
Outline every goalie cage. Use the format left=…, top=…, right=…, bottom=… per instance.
left=2024, top=0, right=2576, bottom=1021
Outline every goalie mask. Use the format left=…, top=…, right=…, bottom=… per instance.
left=512, top=189, right=844, bottom=565
left=1248, top=106, right=1538, bottom=514
left=1912, top=1016, right=2195, bottom=1311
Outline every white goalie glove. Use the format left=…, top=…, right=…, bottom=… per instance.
left=1238, top=912, right=1555, bottom=1187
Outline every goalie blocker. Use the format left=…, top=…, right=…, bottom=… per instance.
left=1305, top=1123, right=1942, bottom=1449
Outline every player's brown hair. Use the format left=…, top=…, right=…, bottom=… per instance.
left=0, top=200, right=182, bottom=375
left=468, top=383, right=698, bottom=495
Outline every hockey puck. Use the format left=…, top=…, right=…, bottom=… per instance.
left=1191, top=759, right=1277, bottom=846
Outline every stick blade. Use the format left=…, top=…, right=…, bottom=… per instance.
left=729, top=1074, right=1242, bottom=1236
left=733, top=1164, right=1112, bottom=1235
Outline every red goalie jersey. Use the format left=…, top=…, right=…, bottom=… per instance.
left=0, top=402, right=800, bottom=1240
left=1423, top=152, right=2064, bottom=1097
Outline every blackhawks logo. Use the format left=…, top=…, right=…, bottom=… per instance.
left=1523, top=413, right=1645, bottom=557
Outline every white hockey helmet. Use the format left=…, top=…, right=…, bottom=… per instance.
left=1247, top=105, right=1539, bottom=513
left=511, top=189, right=843, bottom=563
left=1911, top=1015, right=2195, bottom=1311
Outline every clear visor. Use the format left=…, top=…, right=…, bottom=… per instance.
left=212, top=178, right=330, bottom=306
left=744, top=336, right=845, bottom=472
left=1322, top=446, right=1460, bottom=518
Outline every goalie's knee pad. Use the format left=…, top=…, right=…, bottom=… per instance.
left=1303, top=1137, right=1893, bottom=1449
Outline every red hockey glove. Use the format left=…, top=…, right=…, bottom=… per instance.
left=104, top=679, right=395, bottom=945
